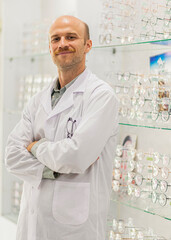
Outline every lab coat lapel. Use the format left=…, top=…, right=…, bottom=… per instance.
left=46, top=68, right=91, bottom=119
left=40, top=78, right=57, bottom=115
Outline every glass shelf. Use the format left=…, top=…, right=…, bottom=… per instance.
left=119, top=122, right=171, bottom=131
left=4, top=109, right=171, bottom=131
left=7, top=51, right=50, bottom=61
left=6, top=38, right=171, bottom=61
left=93, top=39, right=171, bottom=49
left=110, top=193, right=171, bottom=221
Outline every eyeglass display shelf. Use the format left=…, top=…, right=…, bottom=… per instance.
left=4, top=109, right=171, bottom=131
left=6, top=38, right=171, bottom=61
left=119, top=122, right=171, bottom=131
left=110, top=195, right=171, bottom=222
left=93, top=38, right=171, bottom=49
left=4, top=197, right=170, bottom=225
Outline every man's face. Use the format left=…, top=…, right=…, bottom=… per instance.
left=49, top=17, right=92, bottom=70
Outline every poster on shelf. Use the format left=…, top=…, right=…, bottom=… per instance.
left=150, top=51, right=171, bottom=73
left=150, top=51, right=171, bottom=113
left=121, top=134, right=137, bottom=149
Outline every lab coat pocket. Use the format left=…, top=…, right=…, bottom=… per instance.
left=52, top=181, right=90, bottom=225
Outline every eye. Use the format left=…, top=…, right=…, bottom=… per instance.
left=66, top=36, right=77, bottom=40
left=51, top=37, right=60, bottom=43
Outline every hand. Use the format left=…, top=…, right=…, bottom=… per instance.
left=27, top=141, right=38, bottom=152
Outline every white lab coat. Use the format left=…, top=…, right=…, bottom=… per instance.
left=5, top=68, right=119, bottom=240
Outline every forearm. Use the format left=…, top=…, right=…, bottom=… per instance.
left=5, top=142, right=45, bottom=188
left=5, top=105, right=45, bottom=187
left=28, top=138, right=60, bottom=179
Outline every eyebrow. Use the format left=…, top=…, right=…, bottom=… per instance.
left=51, top=32, right=78, bottom=39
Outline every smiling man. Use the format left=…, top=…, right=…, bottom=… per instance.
left=5, top=16, right=119, bottom=240
left=49, top=16, right=92, bottom=87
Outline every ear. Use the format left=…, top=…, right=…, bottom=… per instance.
left=84, top=39, right=92, bottom=54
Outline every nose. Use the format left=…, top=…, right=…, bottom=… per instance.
left=58, top=36, right=69, bottom=49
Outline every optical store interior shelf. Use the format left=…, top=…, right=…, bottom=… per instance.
left=110, top=195, right=171, bottom=221
left=4, top=39, right=171, bottom=132
left=6, top=38, right=171, bottom=61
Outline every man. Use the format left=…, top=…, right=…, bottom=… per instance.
left=5, top=15, right=119, bottom=240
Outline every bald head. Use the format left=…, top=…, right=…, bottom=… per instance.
left=49, top=15, right=90, bottom=43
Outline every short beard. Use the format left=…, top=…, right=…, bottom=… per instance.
left=52, top=55, right=84, bottom=71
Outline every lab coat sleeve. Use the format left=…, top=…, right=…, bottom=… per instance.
left=35, top=88, right=119, bottom=174
left=5, top=104, right=45, bottom=188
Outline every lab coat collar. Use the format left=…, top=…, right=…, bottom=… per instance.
left=41, top=68, right=91, bottom=118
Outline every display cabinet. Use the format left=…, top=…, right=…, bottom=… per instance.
left=1, top=0, right=171, bottom=240
left=90, top=0, right=171, bottom=239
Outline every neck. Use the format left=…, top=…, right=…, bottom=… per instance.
left=58, top=64, right=86, bottom=88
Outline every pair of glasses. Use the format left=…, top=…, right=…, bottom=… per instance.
left=133, top=186, right=151, bottom=199
left=99, top=33, right=112, bottom=44
left=140, top=29, right=170, bottom=41
left=150, top=97, right=170, bottom=106
left=118, top=92, right=155, bottom=108
left=112, top=179, right=120, bottom=192
left=131, top=96, right=146, bottom=108
left=141, top=15, right=171, bottom=28
left=113, top=159, right=127, bottom=173
left=67, top=117, right=77, bottom=138
left=151, top=152, right=170, bottom=166
left=116, top=145, right=136, bottom=159
left=109, top=231, right=122, bottom=240
left=112, top=179, right=128, bottom=192
left=128, top=173, right=150, bottom=186
left=114, top=157, right=142, bottom=171
left=120, top=106, right=144, bottom=121
left=136, top=151, right=170, bottom=166
left=150, top=110, right=171, bottom=122
left=112, top=219, right=126, bottom=233
left=116, top=72, right=138, bottom=81
left=151, top=165, right=171, bottom=179
left=114, top=157, right=144, bottom=176
left=133, top=85, right=147, bottom=98
left=109, top=227, right=166, bottom=240
left=149, top=100, right=168, bottom=115
left=113, top=168, right=121, bottom=180
left=151, top=178, right=171, bottom=193
left=116, top=34, right=134, bottom=44
left=114, top=85, right=130, bottom=94
left=114, top=157, right=126, bottom=169
left=99, top=22, right=115, bottom=32
left=113, top=220, right=144, bottom=236
left=151, top=191, right=171, bottom=206
left=114, top=159, right=136, bottom=172
left=117, top=20, right=136, bottom=31
left=127, top=184, right=152, bottom=200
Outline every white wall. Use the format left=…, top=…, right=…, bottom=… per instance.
left=0, top=217, right=17, bottom=240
